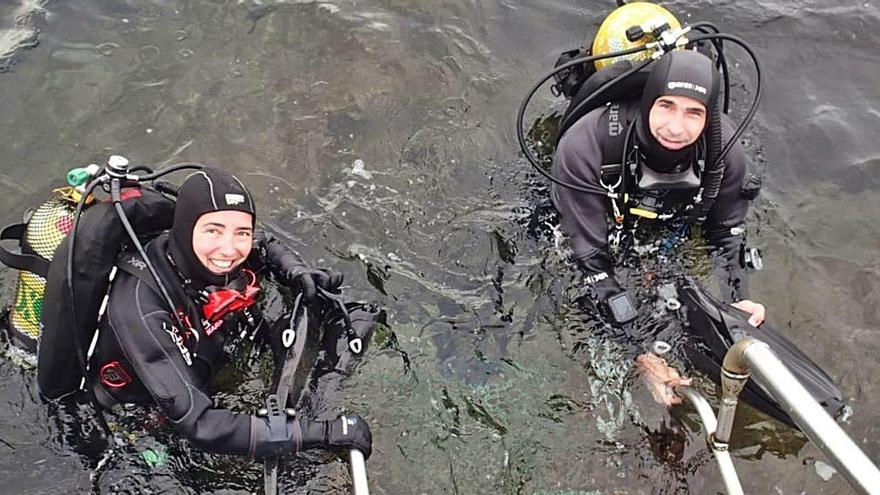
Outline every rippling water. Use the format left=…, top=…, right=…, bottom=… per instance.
left=1, top=0, right=878, bottom=493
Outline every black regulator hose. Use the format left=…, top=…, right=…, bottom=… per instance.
left=687, top=32, right=762, bottom=168
left=689, top=22, right=731, bottom=114
left=137, top=162, right=206, bottom=181
left=691, top=110, right=724, bottom=224
left=517, top=43, right=653, bottom=196
left=153, top=180, right=180, bottom=197
left=104, top=162, right=207, bottom=326
left=557, top=57, right=653, bottom=143
left=619, top=119, right=638, bottom=199
left=683, top=32, right=761, bottom=223
left=65, top=176, right=112, bottom=435
left=109, top=179, right=189, bottom=334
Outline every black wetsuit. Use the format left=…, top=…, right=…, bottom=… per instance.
left=551, top=101, right=752, bottom=302
left=90, top=232, right=304, bottom=458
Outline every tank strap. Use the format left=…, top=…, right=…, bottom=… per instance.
left=0, top=223, right=50, bottom=277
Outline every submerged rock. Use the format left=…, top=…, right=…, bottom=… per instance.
left=814, top=460, right=836, bottom=481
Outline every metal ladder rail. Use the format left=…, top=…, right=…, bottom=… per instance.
left=677, top=386, right=744, bottom=495
left=716, top=338, right=880, bottom=495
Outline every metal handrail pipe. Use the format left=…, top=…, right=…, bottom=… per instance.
left=678, top=386, right=744, bottom=495
left=739, top=341, right=880, bottom=495
left=713, top=449, right=742, bottom=495
left=714, top=338, right=758, bottom=444
left=678, top=386, right=718, bottom=433
left=350, top=450, right=370, bottom=495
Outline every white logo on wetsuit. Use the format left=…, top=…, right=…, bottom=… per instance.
left=225, top=193, right=245, bottom=205
left=163, top=321, right=193, bottom=366
left=342, top=415, right=358, bottom=435
left=127, top=257, right=147, bottom=271
left=608, top=104, right=622, bottom=137
left=667, top=81, right=707, bottom=94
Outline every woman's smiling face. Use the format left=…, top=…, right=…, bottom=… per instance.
left=191, top=210, right=254, bottom=274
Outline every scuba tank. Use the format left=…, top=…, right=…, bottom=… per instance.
left=38, top=184, right=175, bottom=399
left=553, top=1, right=682, bottom=137
left=0, top=165, right=99, bottom=352
left=0, top=157, right=182, bottom=401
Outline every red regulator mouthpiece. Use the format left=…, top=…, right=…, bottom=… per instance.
left=201, top=269, right=260, bottom=324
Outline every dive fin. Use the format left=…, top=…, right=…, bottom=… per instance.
left=677, top=277, right=846, bottom=429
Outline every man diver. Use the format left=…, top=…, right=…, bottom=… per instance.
left=552, top=50, right=765, bottom=405
left=86, top=167, right=372, bottom=459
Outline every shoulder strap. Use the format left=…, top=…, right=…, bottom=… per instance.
left=598, top=103, right=639, bottom=183
left=116, top=251, right=163, bottom=295
left=116, top=250, right=204, bottom=334
left=0, top=223, right=51, bottom=277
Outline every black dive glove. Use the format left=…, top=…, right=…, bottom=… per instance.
left=258, top=232, right=344, bottom=301
left=250, top=412, right=372, bottom=459
left=300, top=415, right=372, bottom=459
left=288, top=268, right=344, bottom=301
left=588, top=275, right=637, bottom=325
left=577, top=251, right=637, bottom=325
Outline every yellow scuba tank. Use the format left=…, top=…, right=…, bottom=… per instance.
left=592, top=2, right=681, bottom=70
left=555, top=3, right=683, bottom=138
left=1, top=166, right=98, bottom=352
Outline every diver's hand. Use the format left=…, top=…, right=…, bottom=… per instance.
left=299, top=415, right=372, bottom=459
left=288, top=268, right=344, bottom=301
left=326, top=415, right=372, bottom=459
left=582, top=273, right=637, bottom=324
left=731, top=300, right=765, bottom=327
left=636, top=353, right=692, bottom=406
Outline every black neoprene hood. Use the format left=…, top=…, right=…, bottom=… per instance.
left=168, top=167, right=256, bottom=287
left=637, top=49, right=721, bottom=171
left=641, top=49, right=720, bottom=120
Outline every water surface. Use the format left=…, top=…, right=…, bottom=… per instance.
left=1, top=0, right=878, bottom=493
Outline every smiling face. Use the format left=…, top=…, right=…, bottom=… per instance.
left=648, top=95, right=707, bottom=150
left=191, top=210, right=254, bottom=275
